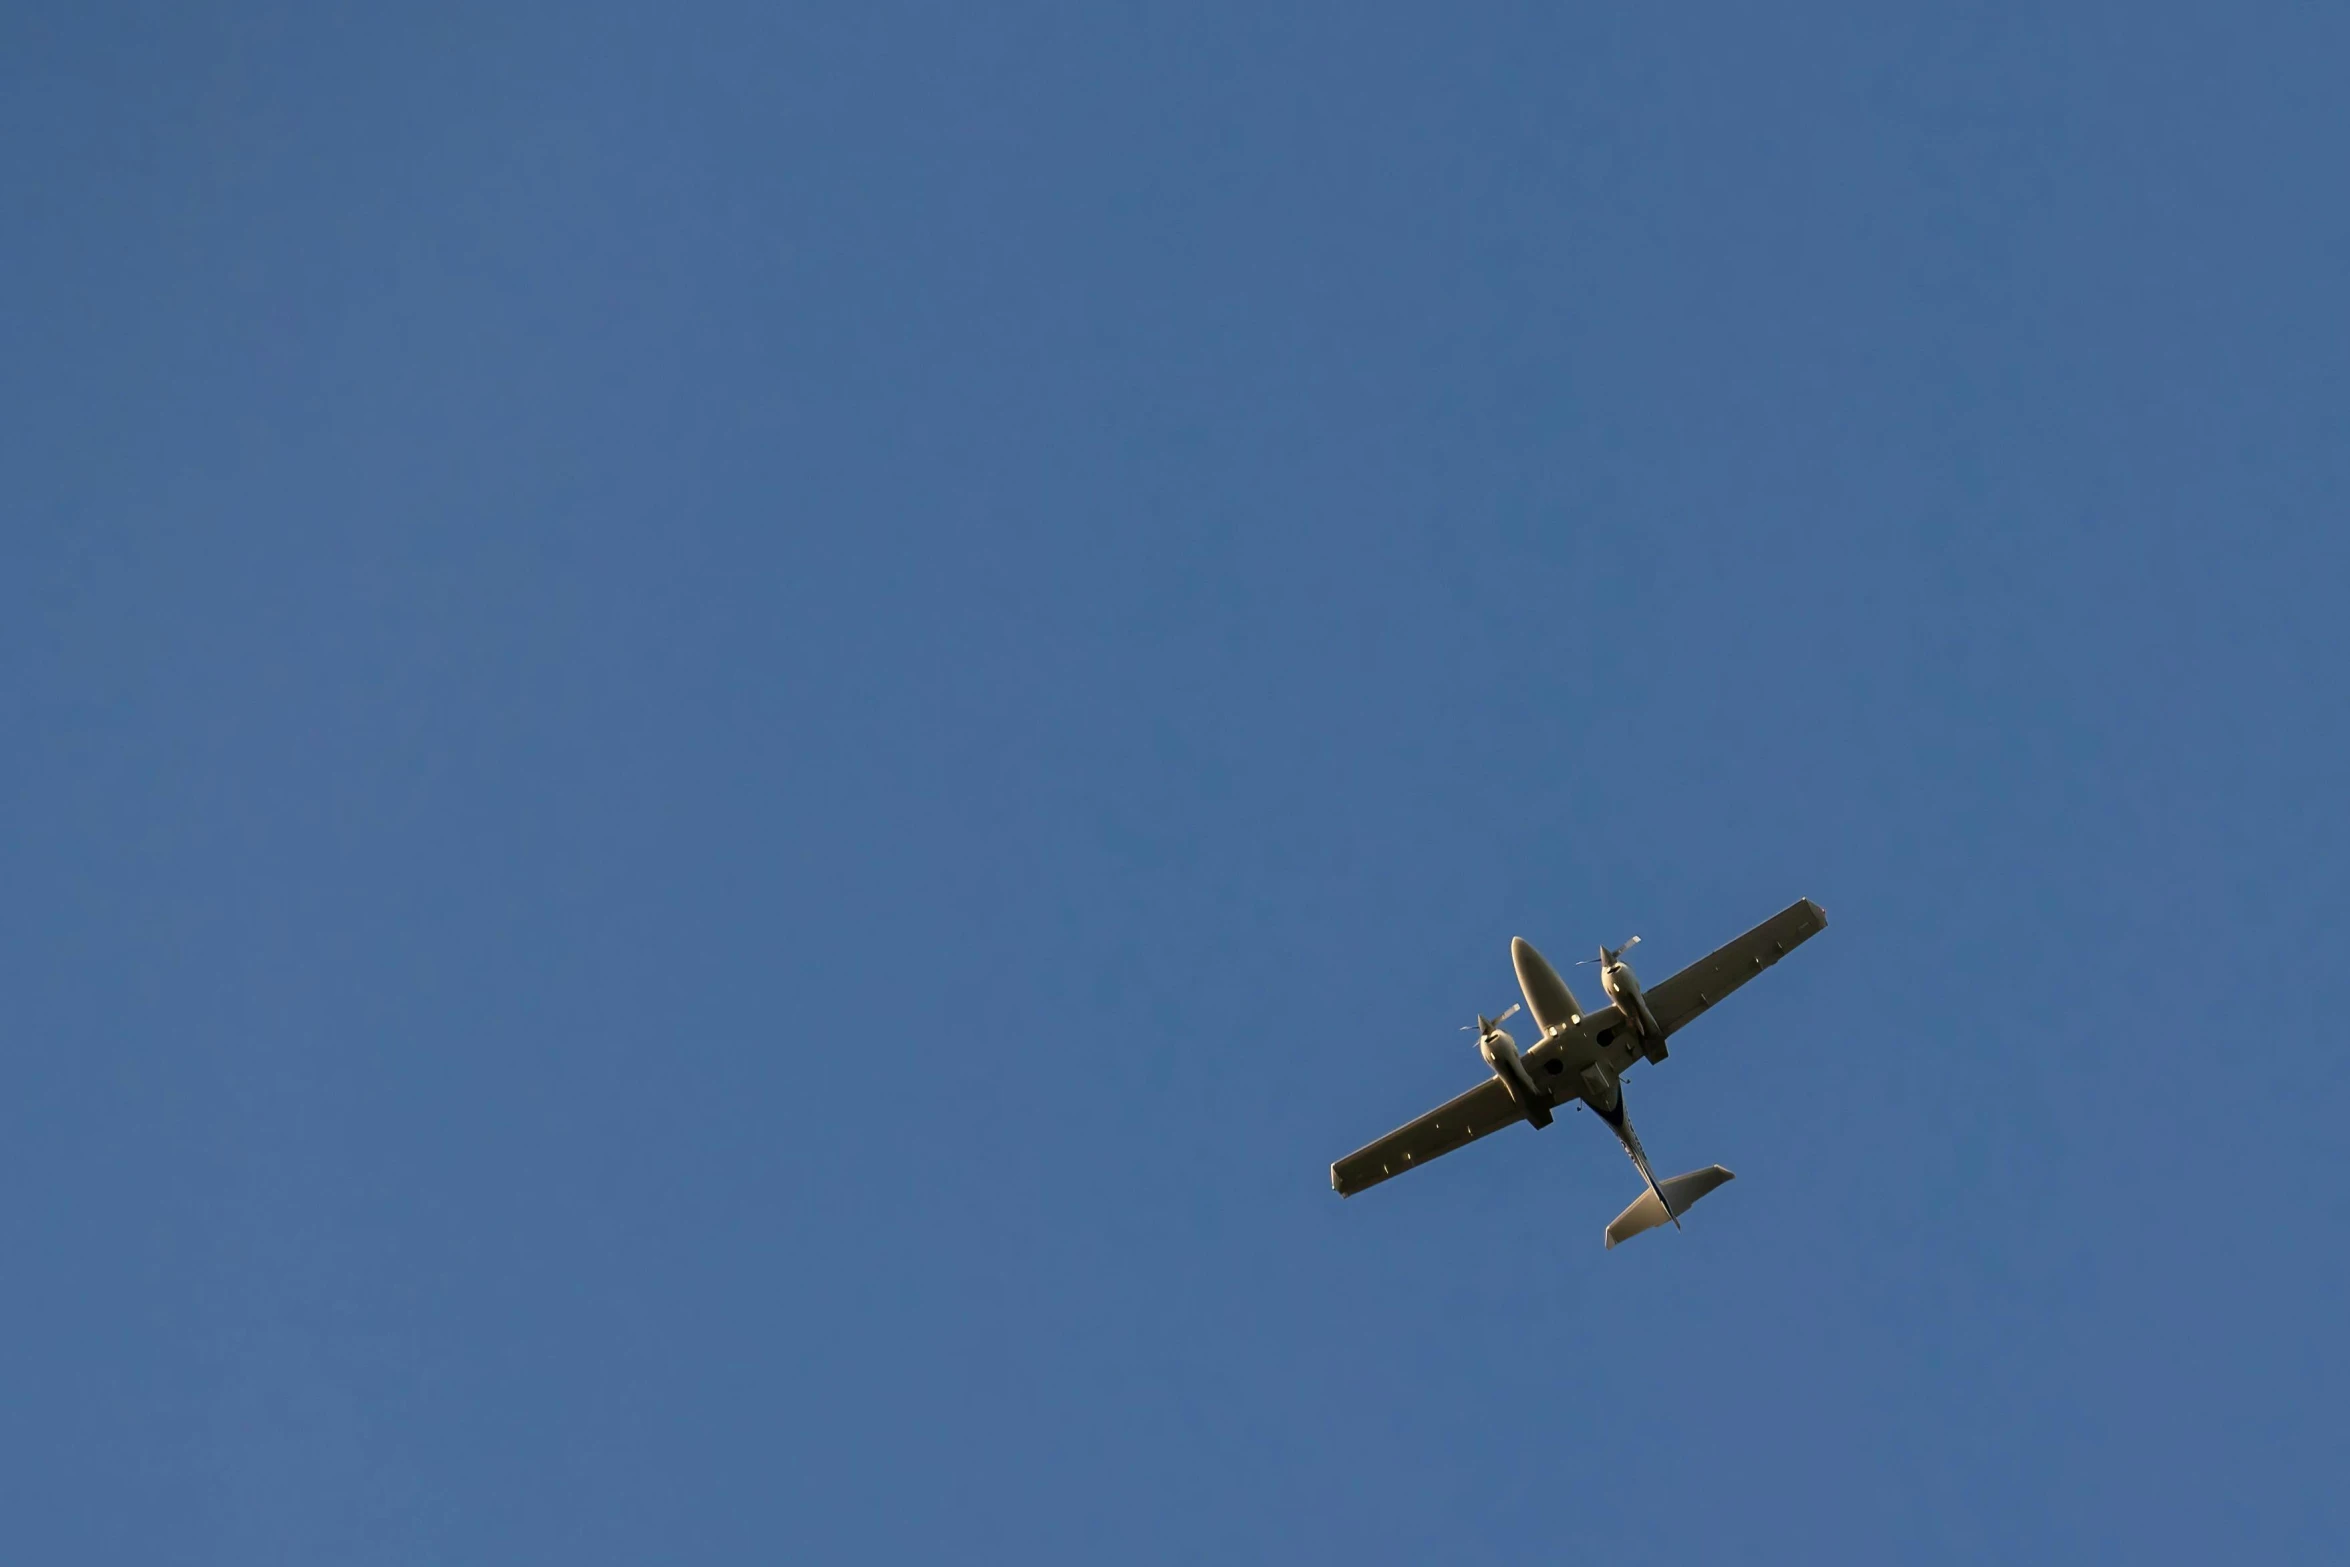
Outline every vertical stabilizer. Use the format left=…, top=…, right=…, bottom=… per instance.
left=1590, top=1094, right=1678, bottom=1232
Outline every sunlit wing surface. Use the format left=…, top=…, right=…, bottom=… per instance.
left=1646, top=898, right=1827, bottom=1038
left=1330, top=1078, right=1522, bottom=1197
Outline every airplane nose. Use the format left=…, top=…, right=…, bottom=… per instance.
left=1511, top=937, right=1584, bottom=1032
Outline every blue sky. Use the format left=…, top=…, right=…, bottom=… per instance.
left=6, top=5, right=2346, bottom=1561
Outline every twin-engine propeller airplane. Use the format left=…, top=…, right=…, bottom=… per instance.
left=1330, top=899, right=1828, bottom=1248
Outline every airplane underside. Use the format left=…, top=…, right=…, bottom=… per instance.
left=1326, top=898, right=1829, bottom=1247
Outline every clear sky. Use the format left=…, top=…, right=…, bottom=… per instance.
left=7, top=5, right=2346, bottom=1561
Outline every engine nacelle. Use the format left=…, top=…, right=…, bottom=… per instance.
left=1479, top=1027, right=1555, bottom=1129
left=1601, top=958, right=1668, bottom=1063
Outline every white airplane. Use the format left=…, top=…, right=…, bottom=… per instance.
left=1330, top=899, right=1828, bottom=1247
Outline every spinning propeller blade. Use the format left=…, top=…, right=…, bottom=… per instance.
left=1458, top=1001, right=1522, bottom=1037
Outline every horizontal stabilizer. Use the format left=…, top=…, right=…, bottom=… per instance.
left=1604, top=1165, right=1735, bottom=1249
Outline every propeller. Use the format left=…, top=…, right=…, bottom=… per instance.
left=1576, top=935, right=1641, bottom=968
left=1459, top=1001, right=1522, bottom=1039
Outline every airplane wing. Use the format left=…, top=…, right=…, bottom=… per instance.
left=1647, top=898, right=1828, bottom=1038
left=1330, top=1077, right=1523, bottom=1197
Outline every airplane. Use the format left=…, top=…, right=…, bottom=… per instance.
left=1329, top=898, right=1828, bottom=1248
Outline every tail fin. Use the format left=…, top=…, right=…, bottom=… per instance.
left=1592, top=1094, right=1678, bottom=1233
left=1604, top=1165, right=1736, bottom=1249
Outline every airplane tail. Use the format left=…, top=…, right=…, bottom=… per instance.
left=1590, top=1093, right=1679, bottom=1233
left=1604, top=1165, right=1736, bottom=1249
